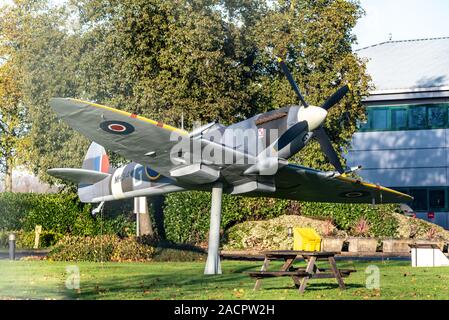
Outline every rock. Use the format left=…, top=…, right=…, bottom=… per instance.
left=347, top=237, right=378, bottom=253
left=382, top=239, right=412, bottom=253
left=321, top=237, right=345, bottom=252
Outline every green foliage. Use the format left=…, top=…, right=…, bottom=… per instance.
left=13, top=230, right=64, bottom=249
left=20, top=193, right=94, bottom=234
left=152, top=247, right=206, bottom=262
left=299, top=202, right=400, bottom=238
left=49, top=235, right=117, bottom=262
left=15, top=230, right=34, bottom=249
left=0, top=192, right=33, bottom=230
left=110, top=237, right=155, bottom=262
left=0, top=0, right=370, bottom=182
left=163, top=191, right=290, bottom=244
left=0, top=231, right=9, bottom=248
left=48, top=235, right=155, bottom=262
left=0, top=193, right=135, bottom=247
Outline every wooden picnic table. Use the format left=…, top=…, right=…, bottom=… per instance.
left=248, top=250, right=355, bottom=294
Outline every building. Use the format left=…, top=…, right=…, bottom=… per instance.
left=346, top=37, right=449, bottom=229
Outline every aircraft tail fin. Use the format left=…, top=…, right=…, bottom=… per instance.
left=82, top=142, right=111, bottom=173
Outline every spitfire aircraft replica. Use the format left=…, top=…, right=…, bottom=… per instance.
left=48, top=59, right=412, bottom=274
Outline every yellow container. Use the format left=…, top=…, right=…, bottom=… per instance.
left=293, top=228, right=321, bottom=251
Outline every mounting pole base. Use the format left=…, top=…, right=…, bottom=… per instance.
left=204, top=182, right=223, bottom=275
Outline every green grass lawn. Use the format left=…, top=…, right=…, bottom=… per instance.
left=1, top=259, right=449, bottom=300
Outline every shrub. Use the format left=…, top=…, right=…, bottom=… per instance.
left=351, top=218, right=371, bottom=237
left=10, top=230, right=64, bottom=249
left=111, top=237, right=155, bottom=262
left=49, top=235, right=118, bottom=262
left=426, top=226, right=438, bottom=240
left=0, top=231, right=9, bottom=248
left=40, top=231, right=64, bottom=247
left=48, top=235, right=156, bottom=262
left=152, top=247, right=206, bottom=262
left=16, top=230, right=35, bottom=249
left=163, top=191, right=291, bottom=244
left=321, top=219, right=336, bottom=237
left=299, top=202, right=400, bottom=238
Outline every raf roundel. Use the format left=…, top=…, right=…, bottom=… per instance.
left=100, top=120, right=135, bottom=135
left=339, top=190, right=370, bottom=199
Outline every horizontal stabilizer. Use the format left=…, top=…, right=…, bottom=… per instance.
left=48, top=168, right=110, bottom=185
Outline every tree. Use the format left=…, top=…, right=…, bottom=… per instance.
left=72, top=0, right=262, bottom=128
left=1, top=1, right=90, bottom=183
left=0, top=61, right=29, bottom=192
left=250, top=0, right=371, bottom=170
left=0, top=2, right=30, bottom=192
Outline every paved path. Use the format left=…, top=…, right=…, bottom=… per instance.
left=0, top=250, right=49, bottom=260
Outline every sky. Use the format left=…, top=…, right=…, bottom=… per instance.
left=353, top=0, right=449, bottom=49
left=1, top=0, right=448, bottom=50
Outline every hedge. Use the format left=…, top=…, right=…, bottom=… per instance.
left=163, top=192, right=402, bottom=243
left=0, top=192, right=135, bottom=247
left=163, top=191, right=291, bottom=244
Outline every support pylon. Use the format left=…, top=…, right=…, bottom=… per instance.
left=204, top=183, right=223, bottom=275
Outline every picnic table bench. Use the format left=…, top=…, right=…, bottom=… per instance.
left=248, top=250, right=356, bottom=293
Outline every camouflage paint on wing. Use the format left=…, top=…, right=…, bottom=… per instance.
left=49, top=98, right=188, bottom=178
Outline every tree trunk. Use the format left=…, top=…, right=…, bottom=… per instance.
left=134, top=197, right=154, bottom=236
left=4, top=157, right=13, bottom=192
left=139, top=210, right=154, bottom=236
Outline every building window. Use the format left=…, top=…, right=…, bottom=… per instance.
left=428, top=106, right=446, bottom=128
left=409, top=106, right=427, bottom=129
left=429, top=189, right=445, bottom=210
left=391, top=108, right=407, bottom=130
left=409, top=189, right=428, bottom=211
left=360, top=103, right=449, bottom=132
left=371, top=109, right=388, bottom=130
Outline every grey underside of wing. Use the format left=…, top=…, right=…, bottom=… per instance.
left=264, top=165, right=411, bottom=204
left=50, top=98, right=183, bottom=178
left=47, top=168, right=110, bottom=185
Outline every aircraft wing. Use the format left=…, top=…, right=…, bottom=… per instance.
left=271, top=164, right=412, bottom=204
left=50, top=98, right=188, bottom=178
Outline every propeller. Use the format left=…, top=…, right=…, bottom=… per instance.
left=312, top=127, right=345, bottom=174
left=278, top=58, right=309, bottom=108
left=320, top=84, right=351, bottom=110
left=277, top=57, right=351, bottom=174
left=277, top=121, right=309, bottom=151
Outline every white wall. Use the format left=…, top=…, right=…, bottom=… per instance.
left=346, top=129, right=449, bottom=187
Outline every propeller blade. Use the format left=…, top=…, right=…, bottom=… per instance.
left=278, top=58, right=309, bottom=108
left=320, top=84, right=351, bottom=111
left=276, top=121, right=308, bottom=151
left=313, top=126, right=345, bottom=174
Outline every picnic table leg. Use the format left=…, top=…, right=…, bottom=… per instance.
left=254, top=257, right=270, bottom=290
left=328, top=256, right=345, bottom=290
left=292, top=276, right=301, bottom=287
left=280, top=257, right=295, bottom=271
left=298, top=256, right=316, bottom=294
